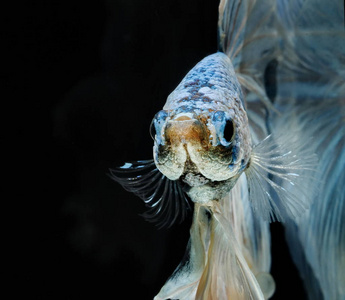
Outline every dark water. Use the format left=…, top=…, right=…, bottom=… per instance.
left=6, top=0, right=307, bottom=299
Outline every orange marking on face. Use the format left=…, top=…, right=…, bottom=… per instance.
left=175, top=115, right=192, bottom=121
left=165, top=119, right=210, bottom=148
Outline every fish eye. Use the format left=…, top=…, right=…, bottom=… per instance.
left=223, top=119, right=235, bottom=143
left=150, top=110, right=168, bottom=141
left=149, top=119, right=156, bottom=140
left=212, top=111, right=235, bottom=146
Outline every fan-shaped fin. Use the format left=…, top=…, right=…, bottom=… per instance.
left=245, top=130, right=318, bottom=223
left=109, top=160, right=190, bottom=228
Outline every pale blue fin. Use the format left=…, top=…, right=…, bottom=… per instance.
left=246, top=94, right=270, bottom=144
left=218, top=0, right=278, bottom=68
left=245, top=130, right=318, bottom=223
left=271, top=99, right=345, bottom=299
left=276, top=0, right=345, bottom=102
left=272, top=0, right=345, bottom=298
left=109, top=160, right=190, bottom=228
left=218, top=0, right=279, bottom=112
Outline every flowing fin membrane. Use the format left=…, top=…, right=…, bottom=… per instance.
left=155, top=175, right=274, bottom=300
left=218, top=0, right=279, bottom=114
left=274, top=100, right=345, bottom=300
left=154, top=204, right=210, bottom=300
left=195, top=208, right=264, bottom=300
left=195, top=176, right=275, bottom=300
left=245, top=131, right=318, bottom=223
left=271, top=0, right=345, bottom=298
left=109, top=160, right=190, bottom=228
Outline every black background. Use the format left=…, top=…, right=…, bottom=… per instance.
left=6, top=0, right=307, bottom=299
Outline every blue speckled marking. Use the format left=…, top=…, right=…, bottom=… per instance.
left=239, top=159, right=246, bottom=171
left=158, top=53, right=252, bottom=182
left=231, top=144, right=239, bottom=162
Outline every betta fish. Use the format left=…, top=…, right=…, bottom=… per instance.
left=111, top=0, right=345, bottom=299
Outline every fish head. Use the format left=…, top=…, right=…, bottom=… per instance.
left=150, top=104, right=251, bottom=190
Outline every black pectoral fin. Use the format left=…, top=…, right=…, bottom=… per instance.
left=109, top=159, right=190, bottom=228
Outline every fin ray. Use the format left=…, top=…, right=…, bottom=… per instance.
left=245, top=133, right=318, bottom=222
left=109, top=160, right=190, bottom=228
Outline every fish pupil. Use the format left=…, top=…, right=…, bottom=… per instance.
left=223, top=119, right=235, bottom=142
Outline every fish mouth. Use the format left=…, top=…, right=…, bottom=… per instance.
left=180, top=172, right=229, bottom=189
left=181, top=172, right=210, bottom=187
left=180, top=154, right=211, bottom=187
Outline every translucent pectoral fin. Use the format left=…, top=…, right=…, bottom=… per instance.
left=109, top=160, right=190, bottom=228
left=245, top=132, right=318, bottom=223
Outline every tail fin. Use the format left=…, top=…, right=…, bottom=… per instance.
left=271, top=99, right=345, bottom=300
left=276, top=0, right=345, bottom=102
left=272, top=0, right=345, bottom=298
